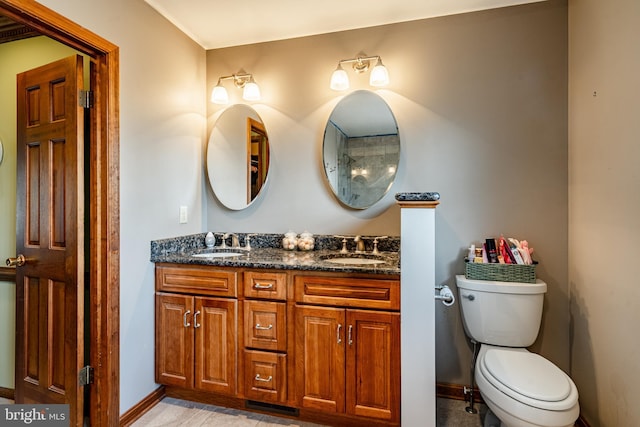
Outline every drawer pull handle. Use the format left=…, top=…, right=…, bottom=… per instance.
left=183, top=310, right=191, bottom=328
left=193, top=311, right=201, bottom=328
left=348, top=325, right=353, bottom=346
left=254, top=374, right=273, bottom=383
left=337, top=324, right=342, bottom=344
left=254, top=283, right=274, bottom=290
left=255, top=323, right=273, bottom=330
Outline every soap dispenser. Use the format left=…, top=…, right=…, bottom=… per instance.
left=205, top=232, right=215, bottom=248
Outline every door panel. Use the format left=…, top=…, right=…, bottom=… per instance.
left=24, top=277, right=40, bottom=383
left=346, top=309, right=400, bottom=422
left=194, top=297, right=237, bottom=395
left=295, top=305, right=345, bottom=413
left=155, top=293, right=193, bottom=388
left=15, top=55, right=84, bottom=426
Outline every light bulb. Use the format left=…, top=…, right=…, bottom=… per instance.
left=369, top=58, right=389, bottom=87
left=211, top=84, right=229, bottom=104
left=330, top=64, right=349, bottom=91
left=243, top=81, right=261, bottom=101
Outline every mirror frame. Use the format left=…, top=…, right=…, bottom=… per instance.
left=207, top=104, right=270, bottom=210
left=322, top=90, right=400, bottom=209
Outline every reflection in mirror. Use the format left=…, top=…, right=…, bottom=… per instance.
left=323, top=90, right=400, bottom=209
left=248, top=118, right=269, bottom=200
left=207, top=105, right=270, bottom=210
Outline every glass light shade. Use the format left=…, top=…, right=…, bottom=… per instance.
left=330, top=65, right=349, bottom=91
left=211, top=84, right=229, bottom=104
left=242, top=81, right=261, bottom=101
left=369, top=60, right=389, bottom=87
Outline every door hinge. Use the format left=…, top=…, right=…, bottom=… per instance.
left=79, top=365, right=94, bottom=386
left=79, top=90, right=93, bottom=109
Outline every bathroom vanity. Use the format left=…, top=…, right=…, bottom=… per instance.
left=151, top=235, right=401, bottom=426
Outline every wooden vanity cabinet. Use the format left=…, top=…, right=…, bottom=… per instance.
left=294, top=274, right=401, bottom=424
left=155, top=264, right=238, bottom=396
left=155, top=263, right=400, bottom=426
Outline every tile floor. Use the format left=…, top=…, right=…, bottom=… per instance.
left=1, top=396, right=488, bottom=426
left=130, top=397, right=488, bottom=426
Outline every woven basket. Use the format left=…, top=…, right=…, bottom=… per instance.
left=465, top=260, right=537, bottom=283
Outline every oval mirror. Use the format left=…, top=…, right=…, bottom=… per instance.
left=323, top=90, right=400, bottom=209
left=207, top=105, right=270, bottom=210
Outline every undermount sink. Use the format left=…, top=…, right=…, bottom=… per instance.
left=192, top=251, right=246, bottom=258
left=320, top=254, right=386, bottom=265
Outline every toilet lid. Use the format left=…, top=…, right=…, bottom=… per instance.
left=483, top=349, right=572, bottom=402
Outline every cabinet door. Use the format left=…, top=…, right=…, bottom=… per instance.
left=295, top=305, right=345, bottom=413
left=346, top=309, right=400, bottom=422
left=194, top=297, right=237, bottom=395
left=156, top=293, right=194, bottom=388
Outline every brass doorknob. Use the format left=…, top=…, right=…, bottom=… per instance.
left=6, top=254, right=26, bottom=267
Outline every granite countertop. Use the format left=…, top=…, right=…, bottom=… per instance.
left=151, top=233, right=400, bottom=275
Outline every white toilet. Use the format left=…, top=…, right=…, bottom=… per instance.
left=456, top=275, right=580, bottom=427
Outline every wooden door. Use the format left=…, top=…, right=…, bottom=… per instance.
left=295, top=305, right=345, bottom=413
left=155, top=292, right=194, bottom=388
left=345, top=309, right=400, bottom=422
left=194, top=297, right=237, bottom=395
left=14, top=55, right=84, bottom=426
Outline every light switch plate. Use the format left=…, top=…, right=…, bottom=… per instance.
left=179, top=206, right=188, bottom=224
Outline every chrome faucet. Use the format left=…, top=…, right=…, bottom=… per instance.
left=335, top=236, right=349, bottom=253
left=216, top=233, right=227, bottom=248
left=244, top=234, right=256, bottom=251
left=229, top=233, right=240, bottom=249
left=354, top=235, right=365, bottom=253
left=372, top=236, right=388, bottom=254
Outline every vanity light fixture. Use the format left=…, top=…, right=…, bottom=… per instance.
left=330, top=54, right=389, bottom=91
left=211, top=72, right=261, bottom=104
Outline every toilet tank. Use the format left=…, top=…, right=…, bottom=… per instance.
left=455, top=275, right=547, bottom=347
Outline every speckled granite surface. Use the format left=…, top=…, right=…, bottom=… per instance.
left=395, top=192, right=440, bottom=201
left=151, top=233, right=400, bottom=275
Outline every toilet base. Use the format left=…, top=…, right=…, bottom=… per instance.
left=484, top=409, right=503, bottom=427
left=480, top=391, right=577, bottom=427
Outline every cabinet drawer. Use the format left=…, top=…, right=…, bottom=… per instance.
left=156, top=264, right=237, bottom=297
left=294, top=275, right=400, bottom=310
left=244, top=271, right=287, bottom=300
left=244, top=350, right=287, bottom=403
left=244, top=300, right=286, bottom=352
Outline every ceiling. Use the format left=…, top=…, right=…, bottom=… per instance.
left=145, top=0, right=546, bottom=50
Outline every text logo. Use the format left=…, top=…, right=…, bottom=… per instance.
left=1, top=405, right=69, bottom=426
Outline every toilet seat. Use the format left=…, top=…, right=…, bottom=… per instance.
left=479, top=347, right=578, bottom=412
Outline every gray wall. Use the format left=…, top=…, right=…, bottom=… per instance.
left=206, top=0, right=569, bottom=385
left=4, top=0, right=579, bottom=418
left=20, top=1, right=640, bottom=424
left=569, top=0, right=640, bottom=425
